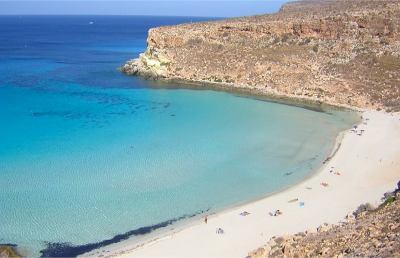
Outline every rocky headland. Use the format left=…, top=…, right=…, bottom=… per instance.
left=122, top=0, right=400, bottom=111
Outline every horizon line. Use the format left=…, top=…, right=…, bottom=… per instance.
left=0, top=14, right=228, bottom=18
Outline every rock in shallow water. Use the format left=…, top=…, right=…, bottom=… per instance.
left=0, top=245, right=20, bottom=258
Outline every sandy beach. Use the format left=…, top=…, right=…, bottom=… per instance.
left=83, top=110, right=400, bottom=258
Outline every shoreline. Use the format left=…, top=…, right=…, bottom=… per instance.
left=127, top=73, right=366, bottom=114
left=74, top=80, right=361, bottom=258
left=79, top=93, right=355, bottom=257
left=82, top=109, right=400, bottom=258
left=80, top=121, right=342, bottom=257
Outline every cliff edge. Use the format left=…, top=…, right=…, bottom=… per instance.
left=122, top=0, right=400, bottom=111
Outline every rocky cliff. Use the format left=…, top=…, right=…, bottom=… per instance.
left=122, top=0, right=400, bottom=111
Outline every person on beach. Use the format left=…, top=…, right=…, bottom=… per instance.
left=204, top=215, right=208, bottom=224
left=216, top=228, right=224, bottom=234
left=240, top=211, right=250, bottom=216
left=269, top=210, right=283, bottom=216
left=321, top=182, right=329, bottom=187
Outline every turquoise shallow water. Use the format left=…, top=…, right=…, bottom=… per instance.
left=0, top=16, right=358, bottom=256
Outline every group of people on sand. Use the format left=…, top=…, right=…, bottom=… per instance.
left=269, top=209, right=283, bottom=217
left=204, top=216, right=225, bottom=235
left=203, top=172, right=340, bottom=233
left=329, top=166, right=341, bottom=176
left=204, top=208, right=284, bottom=235
left=204, top=216, right=225, bottom=234
left=350, top=123, right=367, bottom=136
left=205, top=170, right=343, bottom=232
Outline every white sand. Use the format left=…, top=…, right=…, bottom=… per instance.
left=83, top=110, right=400, bottom=258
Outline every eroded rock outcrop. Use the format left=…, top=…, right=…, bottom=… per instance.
left=0, top=245, right=20, bottom=258
left=122, top=0, right=400, bottom=111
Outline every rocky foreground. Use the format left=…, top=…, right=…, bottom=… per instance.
left=0, top=245, right=20, bottom=258
left=122, top=0, right=400, bottom=111
left=248, top=187, right=400, bottom=258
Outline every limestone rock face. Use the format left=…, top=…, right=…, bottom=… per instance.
left=122, top=0, right=400, bottom=111
left=121, top=53, right=170, bottom=79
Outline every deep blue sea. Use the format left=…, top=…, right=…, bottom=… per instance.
left=0, top=16, right=358, bottom=257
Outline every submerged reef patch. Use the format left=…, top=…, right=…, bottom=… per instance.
left=39, top=209, right=208, bottom=257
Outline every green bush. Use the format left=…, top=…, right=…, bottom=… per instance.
left=383, top=196, right=395, bottom=206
